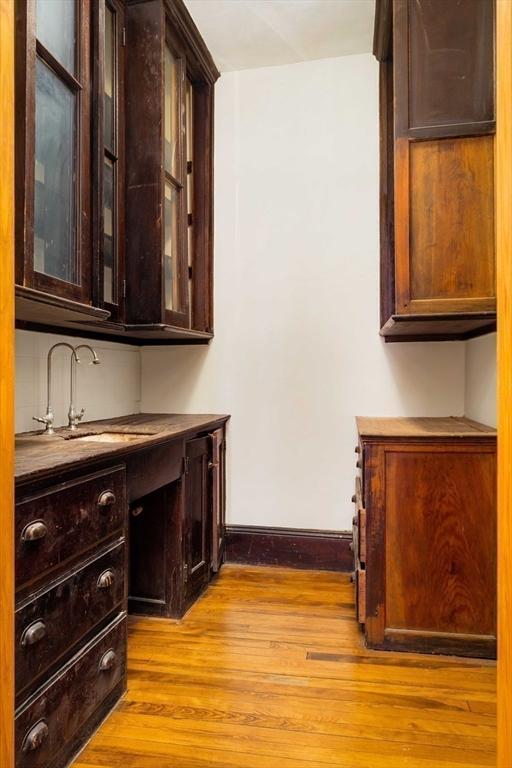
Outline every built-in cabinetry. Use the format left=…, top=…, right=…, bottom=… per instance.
left=374, top=0, right=496, bottom=341
left=129, top=427, right=227, bottom=618
left=352, top=417, right=497, bottom=658
left=125, top=0, right=217, bottom=339
left=15, top=0, right=219, bottom=344
left=15, top=415, right=229, bottom=766
left=15, top=464, right=128, bottom=768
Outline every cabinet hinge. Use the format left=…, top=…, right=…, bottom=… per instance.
left=183, top=456, right=189, bottom=475
left=122, top=279, right=126, bottom=299
left=187, top=160, right=193, bottom=174
left=122, top=27, right=126, bottom=47
left=187, top=212, right=193, bottom=227
left=183, top=562, right=189, bottom=582
left=188, top=265, right=193, bottom=280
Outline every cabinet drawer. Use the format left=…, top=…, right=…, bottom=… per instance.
left=16, top=540, right=125, bottom=696
left=16, top=613, right=126, bottom=768
left=16, top=466, right=126, bottom=589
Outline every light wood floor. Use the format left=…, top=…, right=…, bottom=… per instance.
left=74, top=565, right=496, bottom=768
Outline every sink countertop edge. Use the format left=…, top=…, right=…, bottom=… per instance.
left=15, top=413, right=231, bottom=486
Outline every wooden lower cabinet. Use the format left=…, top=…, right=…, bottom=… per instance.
left=129, top=427, right=227, bottom=619
left=354, top=417, right=497, bottom=658
left=15, top=464, right=128, bottom=768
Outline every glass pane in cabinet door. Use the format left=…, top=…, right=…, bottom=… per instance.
left=164, top=45, right=180, bottom=178
left=103, top=158, right=116, bottom=304
left=104, top=5, right=115, bottom=152
left=34, top=60, right=76, bottom=283
left=164, top=183, right=180, bottom=311
left=36, top=0, right=76, bottom=74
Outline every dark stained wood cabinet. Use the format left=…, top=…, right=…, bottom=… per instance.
left=353, top=417, right=497, bottom=658
left=15, top=0, right=219, bottom=345
left=15, top=463, right=128, bottom=768
left=374, top=0, right=496, bottom=341
left=124, top=0, right=219, bottom=341
left=129, top=426, right=228, bottom=618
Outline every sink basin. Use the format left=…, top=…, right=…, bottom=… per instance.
left=67, top=432, right=149, bottom=443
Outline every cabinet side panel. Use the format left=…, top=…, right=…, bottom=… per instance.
left=385, top=449, right=496, bottom=636
left=407, top=135, right=495, bottom=311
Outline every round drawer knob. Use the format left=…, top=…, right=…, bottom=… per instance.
left=99, top=649, right=117, bottom=672
left=356, top=460, right=362, bottom=469
left=354, top=446, right=360, bottom=454
left=97, top=490, right=116, bottom=508
left=21, top=619, right=47, bottom=647
left=21, top=520, right=48, bottom=543
left=22, top=720, right=49, bottom=753
left=97, top=569, right=115, bottom=589
left=351, top=494, right=357, bottom=504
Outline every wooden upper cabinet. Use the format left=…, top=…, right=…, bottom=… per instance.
left=15, top=0, right=109, bottom=325
left=374, top=0, right=497, bottom=342
left=15, top=0, right=219, bottom=344
left=124, top=0, right=219, bottom=340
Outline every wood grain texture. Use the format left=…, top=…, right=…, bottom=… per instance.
left=15, top=413, right=230, bottom=484
left=356, top=416, right=496, bottom=439
left=359, top=424, right=497, bottom=659
left=385, top=450, right=496, bottom=635
left=407, top=136, right=495, bottom=313
left=497, top=0, right=512, bottom=763
left=73, top=565, right=496, bottom=768
left=0, top=0, right=15, bottom=763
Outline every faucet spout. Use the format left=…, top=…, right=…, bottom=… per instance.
left=33, top=343, right=80, bottom=434
left=68, top=345, right=101, bottom=429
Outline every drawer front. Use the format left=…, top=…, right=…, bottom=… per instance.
left=16, top=541, right=125, bottom=695
left=16, top=466, right=126, bottom=589
left=16, top=613, right=126, bottom=768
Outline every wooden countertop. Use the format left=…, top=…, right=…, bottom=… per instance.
left=356, top=416, right=496, bottom=439
left=16, top=413, right=230, bottom=484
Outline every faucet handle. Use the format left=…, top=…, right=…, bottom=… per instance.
left=32, top=413, right=54, bottom=434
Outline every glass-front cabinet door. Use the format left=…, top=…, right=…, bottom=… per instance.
left=163, top=38, right=189, bottom=328
left=16, top=0, right=92, bottom=305
left=99, top=0, right=125, bottom=320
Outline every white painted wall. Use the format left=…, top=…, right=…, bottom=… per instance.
left=465, top=333, right=497, bottom=428
left=141, top=54, right=467, bottom=531
left=16, top=330, right=141, bottom=434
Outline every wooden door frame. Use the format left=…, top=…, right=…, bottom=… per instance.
left=0, top=0, right=15, bottom=766
left=497, top=1, right=512, bottom=765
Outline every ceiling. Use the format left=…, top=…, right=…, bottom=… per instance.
left=184, top=0, right=375, bottom=73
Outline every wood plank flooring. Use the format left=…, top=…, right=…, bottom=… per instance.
left=74, top=565, right=496, bottom=768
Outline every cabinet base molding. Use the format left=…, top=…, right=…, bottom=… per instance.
left=375, top=628, right=497, bottom=659
left=225, top=526, right=352, bottom=572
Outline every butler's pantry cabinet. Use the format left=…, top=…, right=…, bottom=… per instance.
left=14, top=0, right=219, bottom=343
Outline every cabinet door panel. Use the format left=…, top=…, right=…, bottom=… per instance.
left=184, top=436, right=210, bottom=602
left=406, top=135, right=495, bottom=311
left=385, top=449, right=496, bottom=636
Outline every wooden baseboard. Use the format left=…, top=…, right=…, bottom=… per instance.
left=224, top=525, right=353, bottom=572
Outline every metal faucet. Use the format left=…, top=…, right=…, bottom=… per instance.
left=68, top=345, right=101, bottom=429
left=33, top=343, right=81, bottom=435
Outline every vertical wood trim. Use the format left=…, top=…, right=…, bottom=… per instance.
left=393, top=137, right=411, bottom=314
left=0, top=0, right=15, bottom=764
left=497, top=1, right=512, bottom=765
